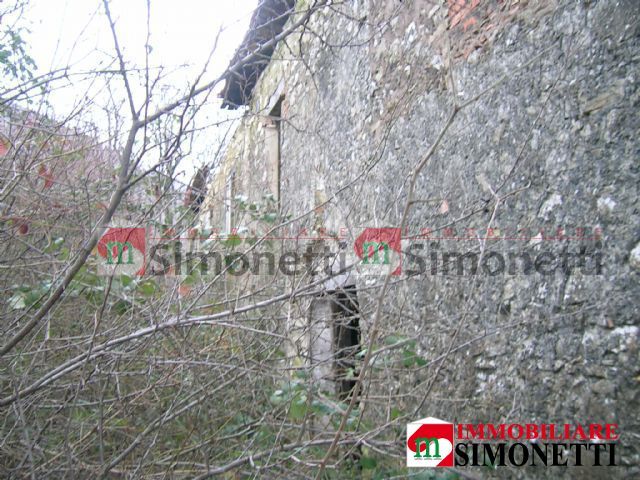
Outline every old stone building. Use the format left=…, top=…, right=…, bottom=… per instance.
left=201, top=0, right=639, bottom=475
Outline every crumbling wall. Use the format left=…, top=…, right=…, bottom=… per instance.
left=204, top=0, right=639, bottom=476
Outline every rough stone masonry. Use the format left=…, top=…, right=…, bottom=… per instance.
left=202, top=0, right=639, bottom=476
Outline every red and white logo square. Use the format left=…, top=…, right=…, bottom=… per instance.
left=353, top=228, right=402, bottom=276
left=407, top=417, right=454, bottom=467
left=97, top=227, right=146, bottom=276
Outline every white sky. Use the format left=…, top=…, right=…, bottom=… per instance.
left=12, top=0, right=259, bottom=180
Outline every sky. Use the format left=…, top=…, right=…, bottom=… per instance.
left=25, top=0, right=257, bottom=82
left=10, top=0, right=260, bottom=179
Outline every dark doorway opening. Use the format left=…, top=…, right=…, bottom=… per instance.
left=330, top=285, right=361, bottom=400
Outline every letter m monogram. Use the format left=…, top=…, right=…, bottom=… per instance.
left=414, top=437, right=441, bottom=459
left=362, top=241, right=390, bottom=265
left=106, top=241, right=134, bottom=265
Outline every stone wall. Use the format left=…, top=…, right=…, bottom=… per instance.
left=202, top=0, right=639, bottom=476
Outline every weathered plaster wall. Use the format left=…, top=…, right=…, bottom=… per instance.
left=204, top=0, right=639, bottom=475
